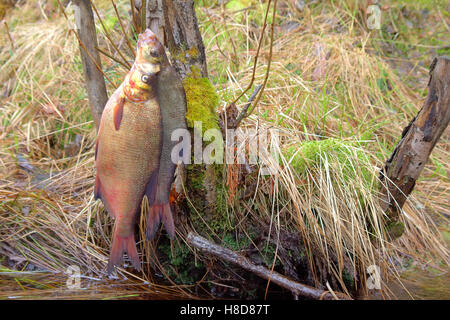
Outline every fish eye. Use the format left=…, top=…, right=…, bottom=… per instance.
left=141, top=74, right=150, bottom=83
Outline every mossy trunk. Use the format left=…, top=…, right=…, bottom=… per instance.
left=144, top=0, right=219, bottom=221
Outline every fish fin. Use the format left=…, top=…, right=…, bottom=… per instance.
left=113, top=97, right=125, bottom=131
left=95, top=138, right=99, bottom=161
left=146, top=202, right=175, bottom=240
left=144, top=170, right=159, bottom=206
left=107, top=230, right=141, bottom=275
left=146, top=204, right=161, bottom=240
left=160, top=202, right=175, bottom=239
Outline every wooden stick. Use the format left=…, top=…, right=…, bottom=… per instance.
left=96, top=46, right=129, bottom=69
left=72, top=0, right=108, bottom=131
left=380, top=56, right=450, bottom=221
left=235, top=84, right=262, bottom=127
left=130, top=0, right=140, bottom=34
left=3, top=21, right=14, bottom=50
left=231, top=0, right=272, bottom=105
left=111, top=0, right=136, bottom=58
left=186, top=233, right=352, bottom=300
left=90, top=0, right=132, bottom=70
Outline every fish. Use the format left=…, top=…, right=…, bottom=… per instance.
left=146, top=37, right=187, bottom=241
left=94, top=29, right=167, bottom=274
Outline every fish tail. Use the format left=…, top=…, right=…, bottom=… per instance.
left=146, top=203, right=175, bottom=240
left=107, top=230, right=141, bottom=275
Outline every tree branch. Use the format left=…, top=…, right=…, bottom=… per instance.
left=380, top=56, right=450, bottom=221
left=187, top=232, right=352, bottom=300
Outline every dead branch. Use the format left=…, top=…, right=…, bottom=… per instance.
left=90, top=0, right=132, bottom=69
left=186, top=232, right=352, bottom=300
left=235, top=84, right=263, bottom=127
left=380, top=56, right=450, bottom=221
left=111, top=0, right=136, bottom=58
left=231, top=0, right=272, bottom=106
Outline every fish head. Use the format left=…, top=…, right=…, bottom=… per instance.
left=130, top=29, right=166, bottom=90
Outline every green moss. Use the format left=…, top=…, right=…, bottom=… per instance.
left=386, top=221, right=405, bottom=240
left=222, top=233, right=250, bottom=251
left=261, top=242, right=282, bottom=268
left=172, top=46, right=199, bottom=65
left=342, top=269, right=355, bottom=289
left=183, top=77, right=220, bottom=134
left=157, top=240, right=203, bottom=285
left=186, top=47, right=199, bottom=59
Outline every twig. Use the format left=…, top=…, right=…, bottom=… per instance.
left=243, top=0, right=277, bottom=120
left=231, top=0, right=272, bottom=105
left=186, top=232, right=352, bottom=300
left=3, top=21, right=14, bottom=50
left=55, top=0, right=68, bottom=20
left=70, top=30, right=114, bottom=85
left=71, top=0, right=109, bottom=131
left=96, top=46, right=129, bottom=69
left=140, top=0, right=147, bottom=31
left=235, top=84, right=262, bottom=127
left=130, top=0, right=140, bottom=34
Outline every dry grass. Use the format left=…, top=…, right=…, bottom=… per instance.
left=0, top=0, right=448, bottom=299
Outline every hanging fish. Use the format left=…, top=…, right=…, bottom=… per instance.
left=95, top=29, right=186, bottom=273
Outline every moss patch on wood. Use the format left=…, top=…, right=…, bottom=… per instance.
left=183, top=77, right=220, bottom=134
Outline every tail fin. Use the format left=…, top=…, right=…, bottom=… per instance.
left=146, top=203, right=175, bottom=240
left=107, top=231, right=141, bottom=275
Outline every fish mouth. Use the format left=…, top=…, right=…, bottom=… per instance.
left=137, top=29, right=164, bottom=55
left=138, top=29, right=158, bottom=44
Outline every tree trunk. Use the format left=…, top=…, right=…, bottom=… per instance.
left=72, top=0, right=108, bottom=131
left=380, top=56, right=450, bottom=221
left=144, top=0, right=208, bottom=79
left=144, top=0, right=216, bottom=211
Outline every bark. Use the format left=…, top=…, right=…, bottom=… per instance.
left=72, top=0, right=108, bottom=131
left=187, top=233, right=352, bottom=300
left=145, top=0, right=208, bottom=79
left=380, top=56, right=450, bottom=221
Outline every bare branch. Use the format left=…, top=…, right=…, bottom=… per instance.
left=187, top=233, right=352, bottom=300
left=72, top=0, right=109, bottom=131
left=380, top=56, right=450, bottom=222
